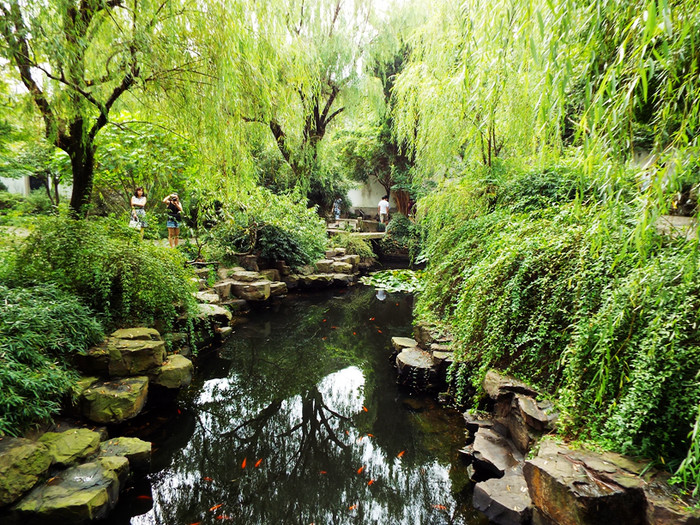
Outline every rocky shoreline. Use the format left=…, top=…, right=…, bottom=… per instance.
left=390, top=323, right=700, bottom=525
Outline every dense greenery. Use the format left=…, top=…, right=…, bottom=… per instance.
left=1, top=215, right=197, bottom=328
left=0, top=284, right=103, bottom=435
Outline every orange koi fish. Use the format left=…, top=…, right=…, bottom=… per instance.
left=368, top=479, right=375, bottom=485
left=349, top=504, right=358, bottom=511
left=377, top=329, right=383, bottom=334
left=362, top=406, right=368, bottom=412
left=319, top=470, right=327, bottom=475
left=397, top=450, right=406, bottom=458
left=255, top=458, right=263, bottom=468
left=209, top=504, right=223, bottom=511
left=241, top=457, right=247, bottom=469
left=369, top=317, right=375, bottom=321
left=136, top=495, right=152, bottom=500
left=367, top=433, right=374, bottom=438
left=202, top=477, right=213, bottom=482
left=357, top=465, right=365, bottom=474
left=432, top=504, right=447, bottom=510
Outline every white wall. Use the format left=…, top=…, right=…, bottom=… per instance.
left=1, top=176, right=29, bottom=195
left=347, top=178, right=394, bottom=213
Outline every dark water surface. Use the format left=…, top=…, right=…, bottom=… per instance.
left=106, top=287, right=488, bottom=525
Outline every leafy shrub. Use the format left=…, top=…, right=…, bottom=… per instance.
left=378, top=214, right=421, bottom=261
left=203, top=187, right=327, bottom=268
left=0, top=284, right=103, bottom=435
left=415, top=160, right=700, bottom=490
left=4, top=214, right=197, bottom=328
left=330, top=232, right=375, bottom=258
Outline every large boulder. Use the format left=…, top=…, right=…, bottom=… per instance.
left=523, top=440, right=646, bottom=525
left=229, top=270, right=262, bottom=282
left=196, top=303, right=233, bottom=325
left=468, top=427, right=524, bottom=480
left=391, top=337, right=419, bottom=352
left=12, top=461, right=121, bottom=523
left=300, top=274, right=334, bottom=288
left=78, top=338, right=166, bottom=377
left=483, top=370, right=538, bottom=400
left=259, top=268, right=281, bottom=282
left=473, top=469, right=532, bottom=525
left=231, top=280, right=271, bottom=301
left=99, top=437, right=151, bottom=472
left=110, top=328, right=161, bottom=341
left=269, top=281, right=288, bottom=297
left=314, top=260, right=334, bottom=273
left=38, top=429, right=101, bottom=468
left=97, top=456, right=130, bottom=487
left=194, top=291, right=220, bottom=304
left=395, top=348, right=436, bottom=390
left=331, top=261, right=353, bottom=274
left=332, top=273, right=354, bottom=285
left=0, top=438, right=51, bottom=507
left=81, top=377, right=149, bottom=424
left=149, top=355, right=193, bottom=389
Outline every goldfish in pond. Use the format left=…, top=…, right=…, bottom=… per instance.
left=397, top=450, right=406, bottom=458
left=209, top=504, right=223, bottom=511
left=255, top=458, right=263, bottom=468
left=357, top=465, right=365, bottom=474
left=241, top=458, right=247, bottom=469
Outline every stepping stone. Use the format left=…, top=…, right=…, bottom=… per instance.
left=99, top=437, right=151, bottom=472
left=13, top=461, right=121, bottom=522
left=473, top=470, right=533, bottom=525
left=194, top=291, right=220, bottom=304
left=314, top=259, right=334, bottom=272
left=231, top=280, right=271, bottom=301
left=331, top=261, right=353, bottom=274
left=270, top=281, right=288, bottom=297
left=300, top=274, right=334, bottom=288
left=229, top=270, right=262, bottom=282
left=469, top=428, right=524, bottom=479
left=81, top=377, right=149, bottom=424
left=396, top=348, right=436, bottom=390
left=196, top=303, right=233, bottom=324
left=0, top=438, right=51, bottom=507
left=79, top=338, right=166, bottom=377
left=259, top=269, right=281, bottom=282
left=110, top=327, right=162, bottom=341
left=336, top=254, right=360, bottom=266
left=332, top=273, right=354, bottom=285
left=213, top=280, right=232, bottom=299
left=149, top=355, right=193, bottom=389
left=391, top=337, right=419, bottom=351
left=38, top=428, right=101, bottom=468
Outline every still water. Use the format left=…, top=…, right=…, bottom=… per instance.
left=106, top=287, right=488, bottom=525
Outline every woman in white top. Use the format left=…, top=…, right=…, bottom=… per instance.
left=130, top=187, right=148, bottom=236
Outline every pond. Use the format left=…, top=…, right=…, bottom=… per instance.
left=105, top=287, right=488, bottom=525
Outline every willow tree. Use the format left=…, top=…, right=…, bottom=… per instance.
left=0, top=0, right=201, bottom=213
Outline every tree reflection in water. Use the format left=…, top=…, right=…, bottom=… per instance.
left=120, top=288, right=487, bottom=525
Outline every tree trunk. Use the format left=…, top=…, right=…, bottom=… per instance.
left=67, top=136, right=96, bottom=215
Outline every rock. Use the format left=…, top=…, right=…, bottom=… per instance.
left=430, top=342, right=452, bottom=353
left=275, top=260, right=291, bottom=276
left=644, top=477, right=700, bottom=524
left=269, top=281, right=288, bottom=297
left=523, top=441, right=646, bottom=525
left=325, top=249, right=338, bottom=258
left=395, top=348, right=436, bottom=390
left=149, top=355, right=193, bottom=389
left=38, top=429, right=101, bottom=468
left=332, top=273, right=354, bottom=285
left=222, top=298, right=249, bottom=312
left=483, top=369, right=538, bottom=400
left=110, top=327, right=162, bottom=341
left=334, top=247, right=347, bottom=256
left=213, top=281, right=232, bottom=299
left=336, top=254, right=360, bottom=266
left=12, top=461, right=120, bottom=523
left=473, top=470, right=533, bottom=525
left=517, top=395, right=549, bottom=431
left=196, top=303, right=233, bottom=324
left=99, top=437, right=151, bottom=472
left=229, top=270, right=262, bottom=282
left=98, top=456, right=130, bottom=487
left=463, top=412, right=494, bottom=435
left=217, top=326, right=233, bottom=340
left=298, top=265, right=315, bottom=276
left=239, top=255, right=259, bottom=272
left=413, top=321, right=435, bottom=346
left=259, top=269, right=281, bottom=282
left=505, top=400, right=537, bottom=454
left=193, top=267, right=210, bottom=279
left=314, top=259, right=334, bottom=272
left=190, top=277, right=206, bottom=291
left=231, top=280, right=271, bottom=301
left=470, top=428, right=524, bottom=480
left=284, top=274, right=299, bottom=289
left=300, top=274, right=334, bottom=288
left=391, top=336, right=419, bottom=351
left=79, top=338, right=166, bottom=377
left=432, top=350, right=453, bottom=374
left=81, top=377, right=149, bottom=424
left=194, top=291, right=220, bottom=304
left=331, top=261, right=353, bottom=274
left=0, top=438, right=51, bottom=507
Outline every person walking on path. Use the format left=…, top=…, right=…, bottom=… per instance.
left=378, top=195, right=390, bottom=224
left=333, top=197, right=342, bottom=221
left=163, top=193, right=183, bottom=248
left=130, top=187, right=148, bottom=238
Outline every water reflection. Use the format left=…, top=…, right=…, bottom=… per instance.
left=110, top=288, right=487, bottom=525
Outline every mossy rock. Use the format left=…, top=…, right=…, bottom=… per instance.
left=149, top=355, right=193, bottom=389
left=99, top=437, right=152, bottom=472
left=12, top=461, right=120, bottom=523
left=81, top=377, right=149, bottom=424
left=0, top=438, right=52, bottom=507
left=110, top=327, right=162, bottom=341
left=38, top=428, right=101, bottom=468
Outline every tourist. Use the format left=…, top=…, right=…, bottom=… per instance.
left=378, top=195, right=390, bottom=224
left=333, top=197, right=342, bottom=221
left=163, top=193, right=183, bottom=248
left=130, top=186, right=147, bottom=237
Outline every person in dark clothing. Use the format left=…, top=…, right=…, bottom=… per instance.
left=162, top=193, right=183, bottom=247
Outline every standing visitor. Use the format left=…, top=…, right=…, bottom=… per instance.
left=378, top=195, right=390, bottom=224
left=130, top=187, right=148, bottom=238
left=163, top=193, right=183, bottom=248
left=333, top=197, right=342, bottom=221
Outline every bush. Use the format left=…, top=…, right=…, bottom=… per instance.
left=203, top=187, right=327, bottom=268
left=4, top=214, right=197, bottom=328
left=0, top=284, right=103, bottom=435
left=330, top=232, right=375, bottom=258
left=378, top=214, right=421, bottom=261
left=415, top=160, right=700, bottom=489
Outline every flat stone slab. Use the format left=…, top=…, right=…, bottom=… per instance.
left=0, top=438, right=51, bottom=507
left=270, top=281, right=288, bottom=297
left=331, top=261, right=353, bottom=273
left=231, top=280, right=271, bottom=301
left=38, top=429, right=101, bottom=468
left=336, top=254, right=360, bottom=266
left=517, top=395, right=550, bottom=431
left=196, top=303, right=233, bottom=324
left=469, top=427, right=524, bottom=479
left=392, top=337, right=419, bottom=351
left=194, top=291, right=220, bottom=304
left=13, top=461, right=120, bottom=523
left=483, top=369, right=538, bottom=400
left=396, top=348, right=436, bottom=390
left=213, top=280, right=232, bottom=299
left=315, top=259, right=334, bottom=272
left=473, top=470, right=532, bottom=525
left=110, top=327, right=162, bottom=341
left=99, top=437, right=151, bottom=472
left=229, top=270, right=262, bottom=282
left=150, top=354, right=193, bottom=389
left=300, top=274, right=334, bottom=287
left=81, top=377, right=149, bottom=424
left=259, top=269, right=280, bottom=282
left=332, top=273, right=354, bottom=285
left=80, top=338, right=166, bottom=377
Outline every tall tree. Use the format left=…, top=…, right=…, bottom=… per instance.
left=0, top=0, right=199, bottom=213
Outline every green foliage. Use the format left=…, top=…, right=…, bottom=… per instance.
left=330, top=232, right=375, bottom=258
left=0, top=284, right=103, bottom=435
left=0, top=190, right=56, bottom=225
left=3, top=214, right=197, bottom=328
left=378, top=213, right=421, bottom=261
left=202, top=187, right=327, bottom=268
left=415, top=159, right=700, bottom=490
left=360, top=269, right=423, bottom=293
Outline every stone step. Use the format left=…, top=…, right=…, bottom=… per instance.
left=473, top=469, right=533, bottom=525
left=81, top=377, right=149, bottom=425
left=0, top=438, right=52, bottom=507
left=464, top=427, right=524, bottom=480
left=395, top=347, right=436, bottom=391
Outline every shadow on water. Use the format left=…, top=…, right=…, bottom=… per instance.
left=103, top=287, right=488, bottom=525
